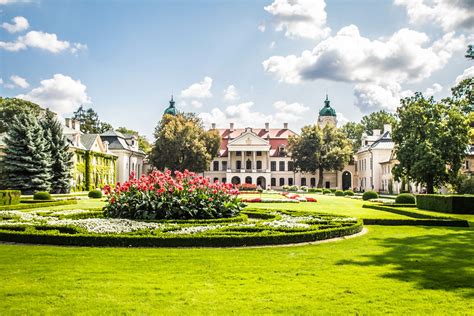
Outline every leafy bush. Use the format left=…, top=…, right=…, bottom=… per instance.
left=330, top=189, right=337, bottom=193
left=335, top=190, right=344, bottom=196
left=0, top=190, right=21, bottom=205
left=104, top=169, right=243, bottom=220
left=289, top=185, right=299, bottom=191
left=33, top=191, right=51, bottom=201
left=323, top=189, right=331, bottom=194
left=457, top=176, right=474, bottom=194
left=362, top=191, right=378, bottom=200
left=315, top=188, right=323, bottom=193
left=395, top=193, right=415, bottom=204
left=416, top=194, right=474, bottom=214
left=88, top=189, right=102, bottom=199
left=343, top=190, right=354, bottom=196
left=282, top=185, right=290, bottom=191
left=300, top=186, right=308, bottom=192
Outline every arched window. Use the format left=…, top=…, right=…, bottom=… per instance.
left=279, top=145, right=286, bottom=157
left=245, top=176, right=252, bottom=184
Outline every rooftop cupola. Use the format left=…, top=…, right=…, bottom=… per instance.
left=319, top=94, right=337, bottom=117
left=163, top=95, right=177, bottom=116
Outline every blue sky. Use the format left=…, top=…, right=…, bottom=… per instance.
left=1, top=0, right=473, bottom=139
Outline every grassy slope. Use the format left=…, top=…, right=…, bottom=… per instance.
left=0, top=226, right=472, bottom=314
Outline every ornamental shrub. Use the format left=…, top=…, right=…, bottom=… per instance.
left=362, top=191, right=378, bottom=200
left=343, top=190, right=355, bottom=196
left=104, top=169, right=243, bottom=220
left=395, top=193, right=415, bottom=204
left=335, top=190, right=344, bottom=196
left=0, top=190, right=21, bottom=205
left=323, top=189, right=331, bottom=194
left=282, top=185, right=290, bottom=191
left=33, top=191, right=51, bottom=201
left=315, top=188, right=323, bottom=193
left=88, top=189, right=103, bottom=199
left=289, top=185, right=299, bottom=191
left=300, top=186, right=308, bottom=192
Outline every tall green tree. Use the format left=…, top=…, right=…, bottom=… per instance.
left=116, top=127, right=152, bottom=153
left=288, top=125, right=352, bottom=188
left=340, top=122, right=365, bottom=154
left=41, top=110, right=74, bottom=193
left=0, top=112, right=51, bottom=193
left=150, top=113, right=220, bottom=172
left=392, top=92, right=469, bottom=194
left=0, top=97, right=43, bottom=133
left=72, top=105, right=112, bottom=134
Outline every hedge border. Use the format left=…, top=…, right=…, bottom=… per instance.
left=416, top=194, right=474, bottom=214
left=0, top=190, right=21, bottom=206
left=0, top=219, right=363, bottom=248
left=362, top=204, right=445, bottom=219
left=0, top=200, right=78, bottom=211
left=363, top=218, right=469, bottom=227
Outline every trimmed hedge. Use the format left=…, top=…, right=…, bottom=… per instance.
left=362, top=191, right=378, bottom=201
left=362, top=204, right=444, bottom=219
left=0, top=220, right=363, bottom=247
left=0, top=190, right=21, bottom=206
left=33, top=191, right=51, bottom=201
left=88, top=190, right=103, bottom=199
left=382, top=203, right=417, bottom=208
left=416, top=194, right=474, bottom=214
left=395, top=193, right=416, bottom=204
left=0, top=200, right=77, bottom=211
left=343, top=190, right=354, bottom=196
left=363, top=218, right=469, bottom=227
left=335, top=190, right=344, bottom=197
left=323, top=189, right=331, bottom=195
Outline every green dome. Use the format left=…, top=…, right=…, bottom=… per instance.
left=164, top=96, right=177, bottom=116
left=319, top=95, right=336, bottom=117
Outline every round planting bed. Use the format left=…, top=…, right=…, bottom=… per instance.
left=0, top=208, right=363, bottom=247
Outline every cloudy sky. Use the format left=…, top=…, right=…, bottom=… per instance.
left=1, top=0, right=473, bottom=138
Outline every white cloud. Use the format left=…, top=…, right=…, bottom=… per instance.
left=0, top=30, right=86, bottom=54
left=353, top=82, right=413, bottom=113
left=180, top=76, right=213, bottom=98
left=258, top=23, right=266, bottom=32
left=455, top=66, right=474, bottom=84
left=223, top=85, right=239, bottom=101
left=2, top=16, right=29, bottom=33
left=199, top=100, right=308, bottom=128
left=424, top=83, right=443, bottom=96
left=191, top=100, right=203, bottom=108
left=336, top=112, right=350, bottom=127
left=269, top=41, right=276, bottom=49
left=264, top=0, right=331, bottom=40
left=17, top=74, right=91, bottom=114
left=0, top=0, right=32, bottom=4
left=394, top=0, right=474, bottom=32
left=0, top=78, right=3, bottom=85
left=9, top=75, right=29, bottom=88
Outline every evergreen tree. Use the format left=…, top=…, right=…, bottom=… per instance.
left=0, top=112, right=51, bottom=194
left=73, top=105, right=113, bottom=133
left=41, top=110, right=74, bottom=193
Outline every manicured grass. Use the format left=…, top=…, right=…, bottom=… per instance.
left=0, top=225, right=472, bottom=314
left=20, top=198, right=106, bottom=211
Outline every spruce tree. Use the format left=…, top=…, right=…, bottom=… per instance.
left=0, top=112, right=52, bottom=194
left=41, top=110, right=73, bottom=193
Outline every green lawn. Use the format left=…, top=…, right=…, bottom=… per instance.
left=0, top=226, right=472, bottom=314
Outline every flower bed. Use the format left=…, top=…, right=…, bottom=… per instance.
left=0, top=208, right=362, bottom=247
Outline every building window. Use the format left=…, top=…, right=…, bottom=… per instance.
left=213, top=177, right=219, bottom=183
left=310, top=178, right=316, bottom=187
left=257, top=151, right=262, bottom=156
left=279, top=145, right=286, bottom=157
left=279, top=178, right=285, bottom=186
left=236, top=151, right=242, bottom=156
left=288, top=178, right=293, bottom=186
left=222, top=161, right=227, bottom=171
left=301, top=178, right=307, bottom=186
left=256, top=160, right=262, bottom=169
left=222, top=178, right=226, bottom=183
left=271, top=161, right=276, bottom=171
left=279, top=161, right=285, bottom=171
left=246, top=159, right=252, bottom=170
left=246, top=151, right=252, bottom=156
left=236, top=160, right=242, bottom=170
left=213, top=161, right=219, bottom=171
left=245, top=176, right=252, bottom=184
left=288, top=161, right=294, bottom=171
left=466, top=160, right=469, bottom=169
left=271, top=178, right=276, bottom=186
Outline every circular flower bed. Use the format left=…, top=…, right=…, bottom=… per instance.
left=0, top=208, right=363, bottom=247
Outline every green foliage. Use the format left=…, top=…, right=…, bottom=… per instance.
left=343, top=190, right=354, bottom=196
left=150, top=113, right=220, bottom=172
left=362, top=218, right=468, bottom=227
left=395, top=193, right=416, bottom=204
left=0, top=97, right=43, bottom=133
left=335, top=190, right=344, bottom=196
left=0, top=190, right=21, bottom=205
left=288, top=124, right=352, bottom=187
left=116, top=127, right=152, bottom=153
left=33, top=191, right=52, bottom=201
left=41, top=110, right=73, bottom=194
left=88, top=190, right=103, bottom=199
left=0, top=112, right=51, bottom=194
left=362, top=191, right=378, bottom=200
left=0, top=200, right=77, bottom=211
left=289, top=185, right=298, bottom=191
left=323, top=189, right=331, bottom=194
left=416, top=194, right=474, bottom=214
left=392, top=92, right=470, bottom=193
left=362, top=204, right=441, bottom=219
left=457, top=175, right=474, bottom=194
left=72, top=105, right=113, bottom=134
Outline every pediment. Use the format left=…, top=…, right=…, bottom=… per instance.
left=228, top=130, right=269, bottom=146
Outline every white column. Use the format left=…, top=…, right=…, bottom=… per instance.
left=252, top=151, right=256, bottom=172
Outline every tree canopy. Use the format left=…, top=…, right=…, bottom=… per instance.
left=392, top=92, right=469, bottom=194
left=150, top=113, right=220, bottom=172
left=72, top=106, right=113, bottom=134
left=0, top=97, right=44, bottom=133
left=288, top=124, right=352, bottom=188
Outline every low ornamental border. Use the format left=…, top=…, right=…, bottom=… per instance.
left=0, top=220, right=363, bottom=248
left=0, top=200, right=78, bottom=211
left=362, top=204, right=444, bottom=219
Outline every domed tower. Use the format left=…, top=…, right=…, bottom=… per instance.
left=318, top=94, right=337, bottom=128
left=163, top=95, right=177, bottom=116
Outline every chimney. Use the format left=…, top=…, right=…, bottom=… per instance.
left=383, top=124, right=392, bottom=134
left=265, top=122, right=269, bottom=132
left=65, top=118, right=71, bottom=128
left=72, top=119, right=81, bottom=132
left=230, top=122, right=234, bottom=132
left=373, top=129, right=381, bottom=136
left=103, top=140, right=109, bottom=152
left=211, top=123, right=216, bottom=130
left=283, top=122, right=288, bottom=129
